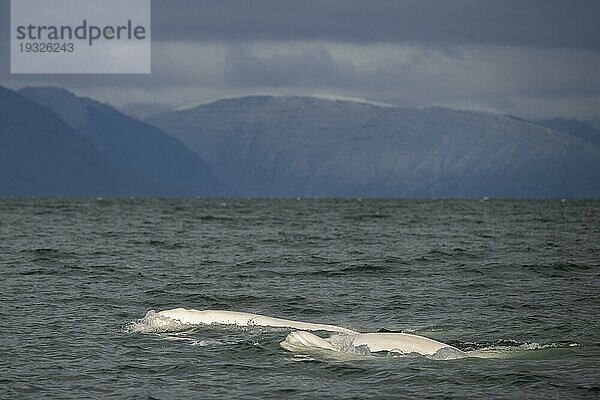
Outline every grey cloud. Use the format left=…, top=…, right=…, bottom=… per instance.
left=224, top=45, right=356, bottom=88
left=3, top=0, right=598, bottom=50
left=213, top=42, right=600, bottom=118
left=222, top=43, right=600, bottom=96
left=150, top=0, right=600, bottom=50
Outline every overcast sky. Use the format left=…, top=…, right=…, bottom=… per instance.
left=1, top=0, right=600, bottom=120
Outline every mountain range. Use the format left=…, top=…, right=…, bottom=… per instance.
left=148, top=95, right=600, bottom=198
left=1, top=86, right=599, bottom=197
left=0, top=86, right=165, bottom=197
left=1, top=86, right=226, bottom=197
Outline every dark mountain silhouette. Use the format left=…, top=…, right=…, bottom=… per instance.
left=149, top=95, right=600, bottom=198
left=18, top=87, right=227, bottom=196
left=0, top=86, right=165, bottom=196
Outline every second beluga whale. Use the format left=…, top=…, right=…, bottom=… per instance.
left=280, top=330, right=467, bottom=359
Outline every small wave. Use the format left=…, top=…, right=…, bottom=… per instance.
left=462, top=339, right=579, bottom=358
left=163, top=335, right=223, bottom=347
left=195, top=215, right=233, bottom=221
left=521, top=263, right=593, bottom=275
left=19, top=247, right=77, bottom=261
left=310, top=264, right=390, bottom=277
left=343, top=212, right=389, bottom=221
left=20, top=248, right=58, bottom=254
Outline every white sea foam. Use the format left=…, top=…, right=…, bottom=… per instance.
left=467, top=341, right=579, bottom=358
left=123, top=310, right=192, bottom=334
left=326, top=333, right=366, bottom=354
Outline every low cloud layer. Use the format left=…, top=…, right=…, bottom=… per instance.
left=150, top=0, right=600, bottom=50
left=1, top=0, right=599, bottom=120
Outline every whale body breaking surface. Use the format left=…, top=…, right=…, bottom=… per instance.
left=145, top=308, right=468, bottom=360
left=157, top=308, right=358, bottom=334
left=280, top=331, right=467, bottom=360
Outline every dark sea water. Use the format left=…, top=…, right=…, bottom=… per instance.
left=1, top=199, right=599, bottom=399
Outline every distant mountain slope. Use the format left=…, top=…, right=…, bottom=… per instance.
left=536, top=118, right=600, bottom=149
left=149, top=95, right=600, bottom=198
left=18, top=87, right=226, bottom=196
left=119, top=102, right=172, bottom=120
left=0, top=86, right=164, bottom=196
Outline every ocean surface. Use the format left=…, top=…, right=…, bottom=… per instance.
left=1, top=199, right=599, bottom=399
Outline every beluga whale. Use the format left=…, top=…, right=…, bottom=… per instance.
left=156, top=308, right=358, bottom=334
left=280, top=330, right=468, bottom=360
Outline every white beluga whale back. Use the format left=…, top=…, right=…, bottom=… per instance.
left=157, top=308, right=358, bottom=334
left=280, top=331, right=468, bottom=360
left=351, top=332, right=463, bottom=355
